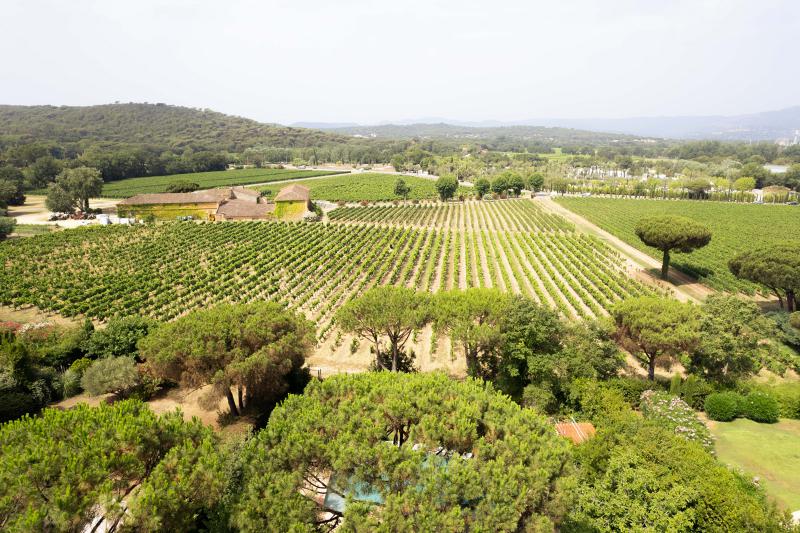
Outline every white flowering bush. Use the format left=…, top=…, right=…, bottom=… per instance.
left=18, top=322, right=53, bottom=334
left=640, top=390, right=714, bottom=453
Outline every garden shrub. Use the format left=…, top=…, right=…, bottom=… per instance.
left=768, top=311, right=800, bottom=353
left=0, top=390, right=38, bottom=422
left=742, top=391, right=780, bottom=423
left=84, top=316, right=159, bottom=360
left=62, top=368, right=82, bottom=397
left=679, top=375, right=715, bottom=410
left=754, top=382, right=800, bottom=419
left=606, top=377, right=659, bottom=407
left=81, top=356, right=139, bottom=396
left=789, top=312, right=800, bottom=331
left=639, top=390, right=714, bottom=453
left=0, top=217, right=16, bottom=240
left=704, top=391, right=742, bottom=421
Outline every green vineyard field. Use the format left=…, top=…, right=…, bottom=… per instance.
left=1, top=200, right=654, bottom=341
left=94, top=168, right=346, bottom=197
left=256, top=173, right=468, bottom=202
left=555, top=197, right=800, bottom=294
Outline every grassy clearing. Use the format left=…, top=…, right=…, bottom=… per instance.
left=91, top=168, right=346, bottom=198
left=257, top=173, right=468, bottom=202
left=555, top=197, right=800, bottom=294
left=710, top=418, right=800, bottom=510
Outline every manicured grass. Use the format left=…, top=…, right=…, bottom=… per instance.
left=710, top=418, right=800, bottom=510
left=257, top=173, right=469, bottom=202
left=92, top=168, right=346, bottom=198
left=556, top=197, right=800, bottom=294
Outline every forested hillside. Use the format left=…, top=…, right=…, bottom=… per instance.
left=0, top=103, right=346, bottom=151
left=0, top=103, right=408, bottom=188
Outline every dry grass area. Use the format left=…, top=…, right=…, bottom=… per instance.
left=53, top=384, right=254, bottom=435
left=0, top=305, right=80, bottom=327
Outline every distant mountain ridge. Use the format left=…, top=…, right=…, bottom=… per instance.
left=304, top=106, right=800, bottom=141
left=321, top=123, right=648, bottom=144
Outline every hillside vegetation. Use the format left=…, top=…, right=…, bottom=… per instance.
left=0, top=103, right=346, bottom=151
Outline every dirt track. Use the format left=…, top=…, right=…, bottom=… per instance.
left=536, top=196, right=714, bottom=303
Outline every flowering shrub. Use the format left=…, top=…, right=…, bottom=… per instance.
left=0, top=321, right=23, bottom=337
left=640, top=390, right=714, bottom=453
left=18, top=322, right=52, bottom=334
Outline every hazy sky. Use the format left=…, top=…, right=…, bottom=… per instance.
left=2, top=0, right=798, bottom=124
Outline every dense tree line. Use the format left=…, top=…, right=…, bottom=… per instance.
left=3, top=103, right=798, bottom=200
left=1, top=295, right=799, bottom=530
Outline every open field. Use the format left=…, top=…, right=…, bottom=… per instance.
left=0, top=200, right=654, bottom=342
left=555, top=197, right=800, bottom=294
left=256, top=172, right=468, bottom=202
left=709, top=418, right=800, bottom=510
left=88, top=168, right=347, bottom=197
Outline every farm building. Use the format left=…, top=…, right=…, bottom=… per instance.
left=273, top=184, right=312, bottom=219
left=117, top=185, right=311, bottom=221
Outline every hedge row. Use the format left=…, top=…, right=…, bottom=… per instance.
left=704, top=391, right=780, bottom=423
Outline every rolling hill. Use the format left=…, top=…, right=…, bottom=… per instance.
left=0, top=103, right=350, bottom=151
left=308, top=106, right=800, bottom=142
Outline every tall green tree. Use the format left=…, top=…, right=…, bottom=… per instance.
left=634, top=215, right=712, bottom=279
left=27, top=156, right=63, bottom=188
left=528, top=173, right=545, bottom=192
left=435, top=174, right=458, bottom=201
left=139, top=302, right=314, bottom=416
left=491, top=174, right=510, bottom=194
left=688, top=295, right=775, bottom=384
left=508, top=173, right=526, bottom=195
left=45, top=167, right=103, bottom=213
left=393, top=177, right=411, bottom=199
left=729, top=243, right=800, bottom=312
left=44, top=181, right=75, bottom=213
left=0, top=165, right=25, bottom=206
left=335, top=286, right=430, bottom=372
left=432, top=288, right=509, bottom=377
left=0, top=400, right=219, bottom=532
left=732, top=176, right=756, bottom=192
left=493, top=295, right=564, bottom=399
left=231, top=372, right=572, bottom=532
left=612, top=297, right=702, bottom=380
left=521, top=319, right=624, bottom=413
left=474, top=177, right=490, bottom=197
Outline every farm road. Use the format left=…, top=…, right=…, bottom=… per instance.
left=535, top=196, right=713, bottom=303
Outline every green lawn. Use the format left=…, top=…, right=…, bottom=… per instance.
left=83, top=168, right=346, bottom=198
left=257, top=173, right=469, bottom=202
left=710, top=418, right=800, bottom=510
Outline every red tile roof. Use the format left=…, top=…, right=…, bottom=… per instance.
left=274, top=184, right=310, bottom=202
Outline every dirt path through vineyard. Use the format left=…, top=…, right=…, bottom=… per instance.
left=536, top=196, right=713, bottom=303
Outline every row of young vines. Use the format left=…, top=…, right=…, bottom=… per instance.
left=0, top=200, right=656, bottom=343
